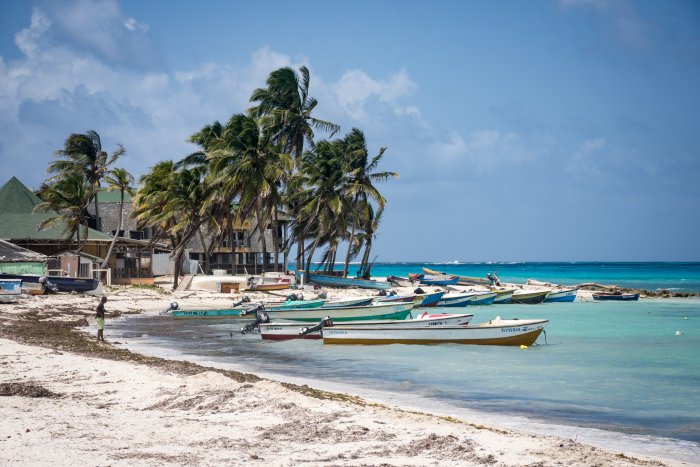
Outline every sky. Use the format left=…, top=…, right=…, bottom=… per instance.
left=1, top=0, right=699, bottom=262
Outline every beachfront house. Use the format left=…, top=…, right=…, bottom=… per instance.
left=0, top=239, right=48, bottom=275
left=90, top=188, right=289, bottom=275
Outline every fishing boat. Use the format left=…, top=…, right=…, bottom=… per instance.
left=247, top=282, right=291, bottom=292
left=386, top=275, right=414, bottom=287
left=544, top=288, right=578, bottom=303
left=510, top=290, right=549, bottom=304
left=0, top=273, right=101, bottom=294
left=414, top=290, right=445, bottom=307
left=436, top=291, right=497, bottom=307
left=259, top=312, right=474, bottom=340
left=422, top=267, right=490, bottom=286
left=322, top=317, right=549, bottom=346
left=374, top=294, right=416, bottom=304
left=323, top=297, right=375, bottom=308
left=416, top=274, right=459, bottom=286
left=168, top=298, right=325, bottom=319
left=592, top=292, right=640, bottom=301
left=263, top=302, right=414, bottom=322
left=491, top=289, right=515, bottom=304
left=306, top=272, right=392, bottom=290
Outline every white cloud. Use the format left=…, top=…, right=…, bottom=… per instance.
left=329, top=68, right=418, bottom=122
left=429, top=130, right=536, bottom=172
left=124, top=17, right=148, bottom=32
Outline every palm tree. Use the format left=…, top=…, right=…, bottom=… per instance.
left=208, top=114, right=292, bottom=272
left=296, top=139, right=349, bottom=274
left=50, top=130, right=124, bottom=231
left=356, top=203, right=383, bottom=279
left=249, top=66, right=340, bottom=271
left=99, top=168, right=135, bottom=269
left=340, top=129, right=398, bottom=276
left=33, top=173, right=95, bottom=251
left=132, top=162, right=211, bottom=289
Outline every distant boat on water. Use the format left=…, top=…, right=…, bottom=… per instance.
left=592, top=292, right=640, bottom=301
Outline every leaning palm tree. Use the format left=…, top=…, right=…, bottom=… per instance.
left=34, top=173, right=95, bottom=251
left=99, top=168, right=135, bottom=269
left=50, top=130, right=125, bottom=231
left=340, top=129, right=398, bottom=276
left=249, top=66, right=340, bottom=271
left=208, top=114, right=292, bottom=272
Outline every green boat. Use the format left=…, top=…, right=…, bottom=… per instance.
left=169, top=298, right=326, bottom=319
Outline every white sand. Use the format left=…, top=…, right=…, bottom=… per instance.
left=0, top=285, right=691, bottom=466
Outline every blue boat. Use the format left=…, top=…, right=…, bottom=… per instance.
left=306, top=272, right=391, bottom=290
left=417, top=274, right=459, bottom=286
left=0, top=273, right=100, bottom=294
left=414, top=290, right=445, bottom=307
left=592, top=292, right=640, bottom=301
left=544, top=288, right=578, bottom=303
left=437, top=291, right=497, bottom=307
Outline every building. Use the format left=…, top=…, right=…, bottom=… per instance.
left=0, top=239, right=48, bottom=275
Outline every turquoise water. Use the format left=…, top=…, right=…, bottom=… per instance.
left=314, top=261, right=700, bottom=292
left=108, top=263, right=700, bottom=462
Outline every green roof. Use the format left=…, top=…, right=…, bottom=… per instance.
left=0, top=177, right=112, bottom=242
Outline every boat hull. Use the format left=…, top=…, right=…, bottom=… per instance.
left=0, top=273, right=100, bottom=293
left=414, top=291, right=445, bottom=307
left=260, top=313, right=474, bottom=340
left=491, top=289, right=514, bottom=304
left=172, top=309, right=246, bottom=319
left=592, top=293, right=640, bottom=301
left=322, top=319, right=548, bottom=346
left=437, top=292, right=497, bottom=307
left=264, top=303, right=414, bottom=322
left=544, top=289, right=577, bottom=303
left=306, top=273, right=391, bottom=290
left=510, top=291, right=548, bottom=304
left=248, top=283, right=290, bottom=291
left=422, top=268, right=489, bottom=286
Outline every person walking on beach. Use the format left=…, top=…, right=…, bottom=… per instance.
left=96, top=296, right=107, bottom=342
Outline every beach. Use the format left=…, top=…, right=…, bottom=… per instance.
left=1, top=285, right=696, bottom=466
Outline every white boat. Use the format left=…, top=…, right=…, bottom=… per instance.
left=0, top=279, right=22, bottom=303
left=259, top=311, right=474, bottom=340
left=436, top=291, right=497, bottom=307
left=263, top=302, right=414, bottom=322
left=322, top=317, right=549, bottom=346
left=323, top=296, right=375, bottom=308
left=189, top=275, right=248, bottom=291
left=491, top=289, right=515, bottom=304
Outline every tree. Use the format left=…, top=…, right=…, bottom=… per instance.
left=50, top=130, right=124, bottom=231
left=249, top=66, right=339, bottom=271
left=340, top=129, right=398, bottom=276
left=208, top=114, right=292, bottom=272
left=34, top=173, right=95, bottom=251
left=100, top=168, right=135, bottom=269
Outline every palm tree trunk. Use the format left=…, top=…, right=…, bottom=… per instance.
left=94, top=191, right=101, bottom=231
left=254, top=202, right=269, bottom=272
left=197, top=226, right=210, bottom=274
left=227, top=211, right=237, bottom=275
left=305, top=235, right=321, bottom=274
left=271, top=205, right=280, bottom=272
left=100, top=191, right=124, bottom=269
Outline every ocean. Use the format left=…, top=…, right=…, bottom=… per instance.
left=107, top=262, right=700, bottom=463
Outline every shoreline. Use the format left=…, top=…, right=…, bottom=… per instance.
left=1, top=287, right=697, bottom=466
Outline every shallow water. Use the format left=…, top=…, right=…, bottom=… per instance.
left=109, top=297, right=700, bottom=463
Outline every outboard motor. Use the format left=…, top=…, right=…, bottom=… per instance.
left=377, top=289, right=388, bottom=297
left=316, top=291, right=326, bottom=299
left=240, top=306, right=270, bottom=334
left=232, top=295, right=251, bottom=308
left=286, top=292, right=303, bottom=302
left=159, top=301, right=179, bottom=315
left=388, top=290, right=397, bottom=297
left=299, top=316, right=334, bottom=336
left=38, top=276, right=59, bottom=293
left=414, top=287, right=425, bottom=295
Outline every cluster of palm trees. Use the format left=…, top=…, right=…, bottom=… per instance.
left=35, top=66, right=397, bottom=289
left=133, top=65, right=397, bottom=287
left=35, top=130, right=134, bottom=269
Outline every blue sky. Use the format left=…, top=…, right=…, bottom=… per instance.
left=1, top=0, right=699, bottom=261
